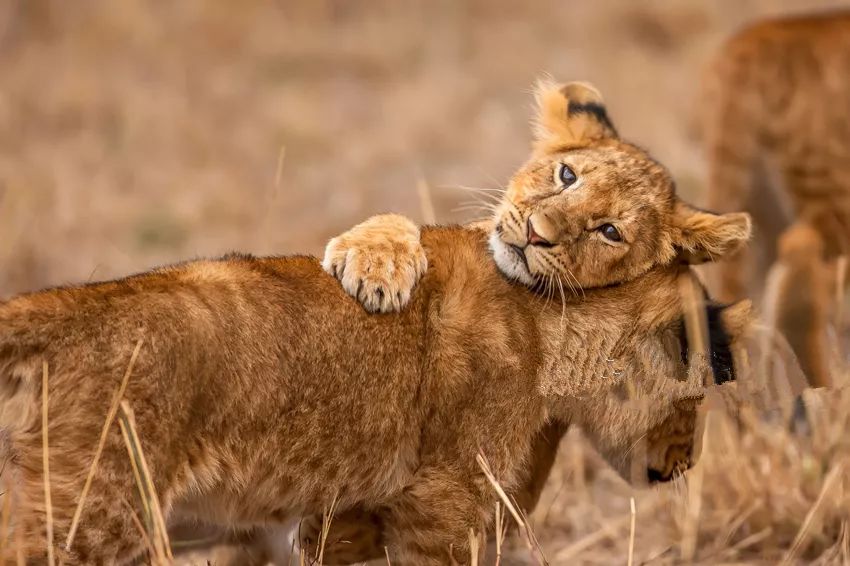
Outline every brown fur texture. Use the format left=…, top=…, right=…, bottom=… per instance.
left=326, top=80, right=750, bottom=314
left=702, top=12, right=850, bottom=388
left=0, top=226, right=748, bottom=564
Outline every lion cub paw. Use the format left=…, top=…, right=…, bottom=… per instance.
left=299, top=509, right=385, bottom=565
left=322, top=214, right=427, bottom=313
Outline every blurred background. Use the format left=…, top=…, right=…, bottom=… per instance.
left=3, top=2, right=850, bottom=563
left=1, top=0, right=847, bottom=296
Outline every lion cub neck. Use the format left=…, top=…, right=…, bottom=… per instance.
left=415, top=226, right=665, bottom=406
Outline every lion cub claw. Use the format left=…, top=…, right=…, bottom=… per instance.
left=322, top=214, right=427, bottom=313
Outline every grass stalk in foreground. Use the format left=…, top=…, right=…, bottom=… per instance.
left=42, top=361, right=55, bottom=566
left=118, top=400, right=172, bottom=563
left=65, top=338, right=144, bottom=552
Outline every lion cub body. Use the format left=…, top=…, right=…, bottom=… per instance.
left=703, top=13, right=850, bottom=387
left=0, top=227, right=700, bottom=564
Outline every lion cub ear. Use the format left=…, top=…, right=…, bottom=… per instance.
left=672, top=201, right=752, bottom=264
left=532, top=79, right=618, bottom=152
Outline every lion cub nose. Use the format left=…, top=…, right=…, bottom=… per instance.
left=527, top=218, right=553, bottom=247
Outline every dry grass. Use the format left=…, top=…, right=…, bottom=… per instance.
left=1, top=1, right=849, bottom=564
left=41, top=361, right=55, bottom=566
left=118, top=400, right=172, bottom=563
left=65, top=337, right=143, bottom=551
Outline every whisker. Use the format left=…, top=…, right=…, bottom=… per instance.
left=566, top=268, right=586, bottom=299
left=453, top=185, right=506, bottom=195
left=540, top=273, right=554, bottom=312
left=455, top=199, right=500, bottom=212
left=452, top=202, right=501, bottom=216
left=555, top=275, right=567, bottom=329
left=471, top=168, right=511, bottom=194
left=624, top=431, right=649, bottom=458
left=451, top=185, right=505, bottom=204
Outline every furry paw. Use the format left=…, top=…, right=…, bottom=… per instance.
left=322, top=214, right=427, bottom=313
left=299, top=509, right=385, bottom=565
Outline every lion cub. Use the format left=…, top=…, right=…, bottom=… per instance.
left=305, top=80, right=752, bottom=564
left=323, top=80, right=751, bottom=314
left=702, top=13, right=850, bottom=388
left=1, top=227, right=749, bottom=565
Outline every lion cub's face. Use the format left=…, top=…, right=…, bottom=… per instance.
left=490, top=81, right=751, bottom=290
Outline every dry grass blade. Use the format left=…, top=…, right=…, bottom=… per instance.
left=476, top=453, right=524, bottom=528
left=681, top=415, right=708, bottom=562
left=260, top=145, right=287, bottom=241
left=553, top=513, right=633, bottom=562
left=0, top=482, right=10, bottom=560
left=119, top=496, right=158, bottom=561
left=677, top=272, right=710, bottom=562
left=494, top=501, right=505, bottom=566
left=627, top=496, right=636, bottom=566
left=837, top=255, right=847, bottom=328
left=678, top=272, right=709, bottom=361
left=516, top=505, right=548, bottom=566
left=118, top=400, right=172, bottom=562
left=476, top=452, right=549, bottom=566
left=65, top=338, right=144, bottom=550
left=274, top=146, right=287, bottom=190
left=782, top=461, right=846, bottom=564
left=417, top=175, right=437, bottom=225
left=15, top=521, right=23, bottom=566
left=468, top=528, right=480, bottom=566
left=316, top=492, right=339, bottom=565
left=41, top=361, right=56, bottom=566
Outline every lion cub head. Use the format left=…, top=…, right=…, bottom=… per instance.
left=491, top=80, right=751, bottom=289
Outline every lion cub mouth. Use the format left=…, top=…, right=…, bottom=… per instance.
left=488, top=230, right=537, bottom=287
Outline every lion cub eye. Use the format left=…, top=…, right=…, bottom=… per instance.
left=599, top=223, right=622, bottom=242
left=556, top=163, right=578, bottom=188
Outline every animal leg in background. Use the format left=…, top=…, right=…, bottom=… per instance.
left=769, top=222, right=832, bottom=389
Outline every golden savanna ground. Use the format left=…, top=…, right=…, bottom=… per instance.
left=0, top=1, right=848, bottom=563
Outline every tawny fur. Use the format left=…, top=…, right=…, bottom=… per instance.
left=702, top=12, right=850, bottom=388
left=0, top=227, right=744, bottom=565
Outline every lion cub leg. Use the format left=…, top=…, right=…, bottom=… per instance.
left=380, top=473, right=489, bottom=566
left=304, top=482, right=484, bottom=566
left=771, top=222, right=832, bottom=388
left=298, top=423, right=568, bottom=565
left=7, top=443, right=156, bottom=564
left=298, top=507, right=386, bottom=564
left=323, top=214, right=427, bottom=313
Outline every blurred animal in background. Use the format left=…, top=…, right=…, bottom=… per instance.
left=702, top=11, right=850, bottom=390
